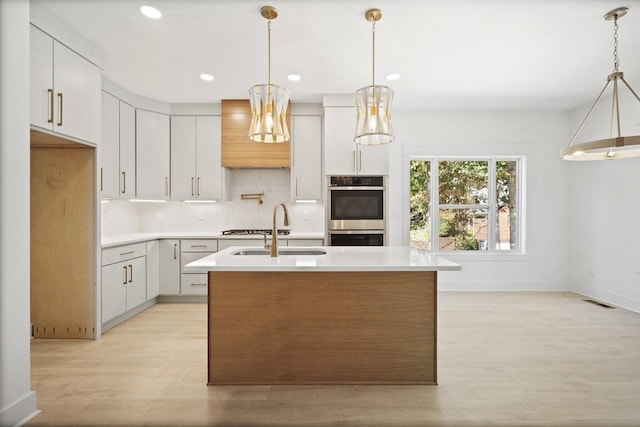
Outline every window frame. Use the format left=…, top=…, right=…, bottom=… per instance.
left=406, top=154, right=527, bottom=258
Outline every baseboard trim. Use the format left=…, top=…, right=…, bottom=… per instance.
left=101, top=298, right=157, bottom=333
left=0, top=391, right=39, bottom=427
left=572, top=286, right=640, bottom=314
left=157, top=295, right=207, bottom=303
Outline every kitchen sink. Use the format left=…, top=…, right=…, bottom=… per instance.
left=232, top=248, right=327, bottom=256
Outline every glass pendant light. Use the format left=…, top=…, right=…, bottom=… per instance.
left=248, top=6, right=290, bottom=143
left=561, top=7, right=640, bottom=161
left=354, top=8, right=394, bottom=145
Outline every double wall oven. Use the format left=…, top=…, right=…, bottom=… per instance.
left=327, top=176, right=386, bottom=246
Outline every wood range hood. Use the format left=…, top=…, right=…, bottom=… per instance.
left=221, top=99, right=291, bottom=169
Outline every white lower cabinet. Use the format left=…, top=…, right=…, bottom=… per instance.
left=146, top=240, right=160, bottom=300
left=159, top=240, right=181, bottom=295
left=181, top=239, right=218, bottom=295
left=101, top=256, right=146, bottom=324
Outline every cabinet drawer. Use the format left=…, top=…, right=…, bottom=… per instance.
left=181, top=239, right=217, bottom=252
left=102, top=242, right=147, bottom=266
left=182, top=251, right=214, bottom=273
left=181, top=273, right=208, bottom=295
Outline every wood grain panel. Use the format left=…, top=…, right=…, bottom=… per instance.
left=31, top=147, right=96, bottom=338
left=221, top=99, right=290, bottom=169
left=208, top=271, right=436, bottom=385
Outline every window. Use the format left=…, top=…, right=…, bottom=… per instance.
left=409, top=157, right=523, bottom=253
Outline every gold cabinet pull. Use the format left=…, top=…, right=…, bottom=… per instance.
left=57, top=92, right=63, bottom=126
left=122, top=266, right=127, bottom=285
left=128, top=264, right=133, bottom=283
left=100, top=167, right=104, bottom=191
left=197, top=177, right=201, bottom=196
left=47, top=89, right=54, bottom=123
left=190, top=244, right=207, bottom=248
left=191, top=177, right=195, bottom=196
left=121, top=171, right=126, bottom=194
left=295, top=177, right=299, bottom=196
left=120, top=250, right=135, bottom=256
left=192, top=283, right=207, bottom=286
left=173, top=243, right=177, bottom=259
left=165, top=177, right=169, bottom=197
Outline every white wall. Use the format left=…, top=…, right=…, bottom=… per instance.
left=101, top=169, right=325, bottom=236
left=387, top=110, right=572, bottom=290
left=568, top=88, right=640, bottom=312
left=0, top=0, right=39, bottom=425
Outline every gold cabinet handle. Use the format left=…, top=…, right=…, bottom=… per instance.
left=122, top=266, right=127, bottom=285
left=192, top=283, right=207, bottom=286
left=295, top=177, right=299, bottom=196
left=165, top=177, right=169, bottom=197
left=197, top=177, right=201, bottom=196
left=120, top=250, right=135, bottom=256
left=47, top=89, right=54, bottom=123
left=100, top=167, right=104, bottom=192
left=173, top=243, right=177, bottom=259
left=128, top=264, right=133, bottom=283
left=190, top=244, right=207, bottom=248
left=57, top=92, right=63, bottom=126
left=191, top=177, right=195, bottom=196
left=121, top=171, right=126, bottom=194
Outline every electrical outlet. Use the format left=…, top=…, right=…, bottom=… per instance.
left=197, top=210, right=205, bottom=221
left=156, top=210, right=163, bottom=220
left=303, top=210, right=309, bottom=221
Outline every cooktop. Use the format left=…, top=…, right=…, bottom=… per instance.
left=221, top=229, right=291, bottom=236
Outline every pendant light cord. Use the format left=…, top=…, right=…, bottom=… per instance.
left=613, top=16, right=619, bottom=72
left=372, top=20, right=376, bottom=87
left=268, top=19, right=272, bottom=86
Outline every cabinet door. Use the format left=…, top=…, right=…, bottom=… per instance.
left=30, top=25, right=54, bottom=131
left=292, top=115, right=322, bottom=201
left=126, top=257, right=147, bottom=310
left=159, top=240, right=181, bottom=295
left=196, top=116, right=223, bottom=200
left=120, top=102, right=136, bottom=198
left=137, top=110, right=170, bottom=200
left=324, top=107, right=358, bottom=175
left=146, top=240, right=159, bottom=300
left=358, top=144, right=389, bottom=175
left=171, top=116, right=197, bottom=201
left=102, top=262, right=127, bottom=323
left=53, top=40, right=101, bottom=144
left=100, top=92, right=120, bottom=198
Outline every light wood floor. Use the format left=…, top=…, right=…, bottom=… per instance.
left=29, top=292, right=640, bottom=426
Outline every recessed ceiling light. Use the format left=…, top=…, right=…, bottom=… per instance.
left=200, top=73, right=214, bottom=82
left=287, top=74, right=301, bottom=82
left=386, top=73, right=401, bottom=81
left=139, top=5, right=162, bottom=20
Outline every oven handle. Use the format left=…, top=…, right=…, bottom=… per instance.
left=328, top=186, right=385, bottom=191
left=328, top=230, right=385, bottom=235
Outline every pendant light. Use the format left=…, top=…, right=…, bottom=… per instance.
left=248, top=6, right=290, bottom=143
left=354, top=8, right=394, bottom=145
left=561, top=7, right=640, bottom=161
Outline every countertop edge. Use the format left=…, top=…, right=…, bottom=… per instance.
left=101, top=232, right=326, bottom=248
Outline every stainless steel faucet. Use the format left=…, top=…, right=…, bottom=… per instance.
left=271, top=202, right=290, bottom=257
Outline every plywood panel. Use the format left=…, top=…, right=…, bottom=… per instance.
left=208, top=271, right=436, bottom=385
left=31, top=147, right=96, bottom=338
left=221, top=99, right=290, bottom=168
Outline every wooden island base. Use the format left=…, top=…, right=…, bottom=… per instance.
left=208, top=271, right=437, bottom=385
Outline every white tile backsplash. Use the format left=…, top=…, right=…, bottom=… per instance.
left=101, top=169, right=325, bottom=236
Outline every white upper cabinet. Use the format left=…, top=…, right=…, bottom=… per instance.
left=324, top=107, right=388, bottom=175
left=291, top=115, right=322, bottom=201
left=30, top=25, right=100, bottom=144
left=136, top=110, right=170, bottom=200
left=171, top=115, right=223, bottom=201
left=119, top=102, right=136, bottom=198
left=99, top=92, right=120, bottom=198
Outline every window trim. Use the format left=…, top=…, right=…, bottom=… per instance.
left=406, top=154, right=527, bottom=257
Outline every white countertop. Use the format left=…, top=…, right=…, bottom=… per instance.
left=101, top=231, right=326, bottom=248
left=186, top=246, right=461, bottom=272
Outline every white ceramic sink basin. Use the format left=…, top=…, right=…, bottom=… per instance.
left=232, top=248, right=327, bottom=256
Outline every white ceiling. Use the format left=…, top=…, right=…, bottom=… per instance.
left=33, top=0, right=640, bottom=111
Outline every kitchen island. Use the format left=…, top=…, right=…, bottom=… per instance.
left=187, top=246, right=461, bottom=385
